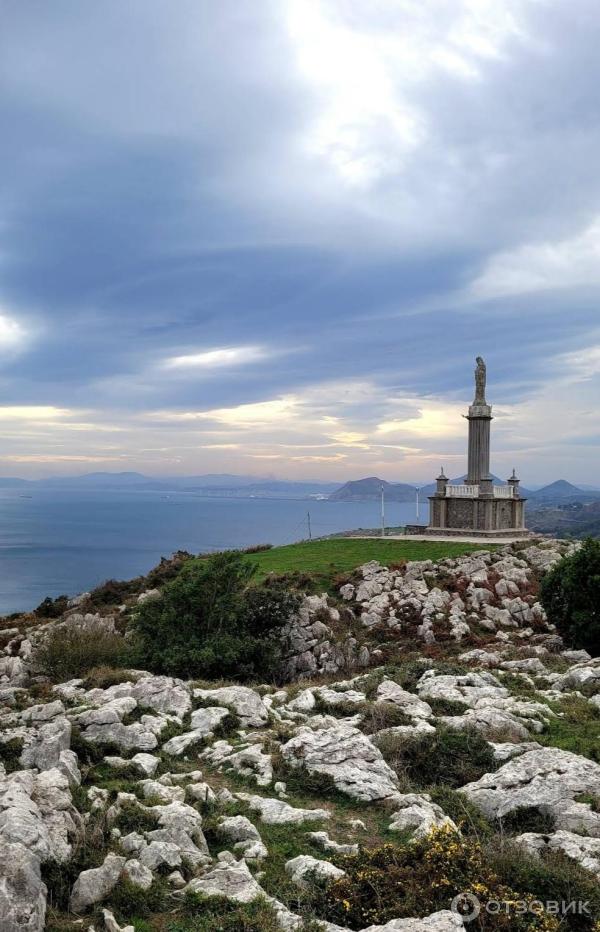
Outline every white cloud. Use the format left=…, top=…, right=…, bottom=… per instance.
left=284, top=0, right=529, bottom=186
left=0, top=406, right=71, bottom=421
left=470, top=217, right=600, bottom=299
left=0, top=312, right=27, bottom=350
left=163, top=345, right=268, bottom=370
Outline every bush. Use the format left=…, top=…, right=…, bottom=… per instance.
left=32, top=623, right=126, bottom=682
left=313, top=827, right=561, bottom=930
left=499, top=806, right=556, bottom=835
left=88, top=577, right=141, bottom=607
left=427, top=786, right=494, bottom=838
left=487, top=841, right=600, bottom=931
left=0, top=736, right=24, bottom=773
left=538, top=696, right=600, bottom=762
left=377, top=725, right=496, bottom=789
left=34, top=595, right=68, bottom=618
left=83, top=666, right=136, bottom=690
left=172, top=892, right=284, bottom=931
left=128, top=551, right=300, bottom=681
left=540, top=538, right=600, bottom=653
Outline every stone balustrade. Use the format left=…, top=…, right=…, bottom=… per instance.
left=446, top=484, right=479, bottom=497
left=493, top=486, right=514, bottom=498
left=445, top=484, right=515, bottom=499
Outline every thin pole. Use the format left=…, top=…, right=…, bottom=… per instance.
left=307, top=511, right=312, bottom=541
left=381, top=484, right=385, bottom=538
left=416, top=487, right=420, bottom=522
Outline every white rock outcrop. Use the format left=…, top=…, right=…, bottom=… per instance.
left=281, top=722, right=399, bottom=801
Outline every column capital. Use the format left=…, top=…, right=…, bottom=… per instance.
left=466, top=403, right=493, bottom=419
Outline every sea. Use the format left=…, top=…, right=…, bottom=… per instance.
left=0, top=489, right=428, bottom=615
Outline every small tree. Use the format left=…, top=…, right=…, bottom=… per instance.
left=129, top=551, right=299, bottom=681
left=540, top=538, right=600, bottom=654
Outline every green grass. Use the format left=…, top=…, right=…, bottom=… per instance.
left=538, top=696, right=600, bottom=761
left=244, top=539, right=494, bottom=588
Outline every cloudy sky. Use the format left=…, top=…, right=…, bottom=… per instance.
left=1, top=0, right=599, bottom=484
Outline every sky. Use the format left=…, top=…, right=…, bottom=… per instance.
left=1, top=0, right=599, bottom=485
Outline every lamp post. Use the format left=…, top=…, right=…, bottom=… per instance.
left=415, top=487, right=420, bottom=522
left=381, top=484, right=385, bottom=538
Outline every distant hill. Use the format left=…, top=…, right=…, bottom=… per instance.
left=0, top=472, right=339, bottom=499
left=330, top=475, right=600, bottom=505
left=528, top=480, right=600, bottom=504
left=329, top=475, right=514, bottom=503
left=329, top=477, right=417, bottom=503
left=528, top=499, right=600, bottom=538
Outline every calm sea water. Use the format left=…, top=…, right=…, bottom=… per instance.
left=0, top=489, right=428, bottom=615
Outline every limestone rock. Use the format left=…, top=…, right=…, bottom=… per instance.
left=101, top=908, right=135, bottom=932
left=362, top=911, right=465, bottom=931
left=122, top=859, right=153, bottom=890
left=132, top=675, right=192, bottom=718
left=185, top=858, right=263, bottom=903
left=217, top=815, right=267, bottom=860
left=138, top=779, right=185, bottom=804
left=146, top=801, right=209, bottom=866
left=193, top=686, right=268, bottom=727
left=0, top=839, right=47, bottom=932
left=460, top=747, right=600, bottom=821
left=285, top=854, right=345, bottom=889
left=375, top=680, right=433, bottom=720
left=307, top=830, right=358, bottom=855
left=389, top=794, right=457, bottom=838
left=281, top=722, right=399, bottom=801
left=516, top=829, right=600, bottom=876
left=200, top=739, right=273, bottom=786
left=438, top=707, right=531, bottom=741
left=81, top=721, right=158, bottom=752
left=69, top=853, right=126, bottom=913
left=417, top=671, right=507, bottom=707
left=139, top=840, right=182, bottom=870
left=236, top=792, right=329, bottom=825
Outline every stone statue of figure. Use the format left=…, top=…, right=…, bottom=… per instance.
left=474, top=356, right=486, bottom=404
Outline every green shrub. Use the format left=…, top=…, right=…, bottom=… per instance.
left=538, top=697, right=600, bottom=762
left=540, top=538, right=600, bottom=653
left=42, top=815, right=108, bottom=911
left=378, top=725, right=496, bottom=789
left=115, top=801, right=159, bottom=835
left=427, top=696, right=470, bottom=716
left=108, top=877, right=168, bottom=918
left=499, top=806, right=556, bottom=834
left=88, top=577, right=141, bottom=607
left=83, top=666, right=135, bottom=690
left=487, top=841, right=600, bottom=931
left=170, top=892, right=284, bottom=931
left=34, top=595, right=68, bottom=618
left=428, top=786, right=494, bottom=838
left=69, top=726, right=107, bottom=765
left=359, top=701, right=413, bottom=734
left=313, top=827, right=560, bottom=930
left=128, top=551, right=300, bottom=681
left=32, top=623, right=126, bottom=682
left=0, top=736, right=24, bottom=773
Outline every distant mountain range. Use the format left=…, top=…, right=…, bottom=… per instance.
left=329, top=476, right=600, bottom=505
left=0, top=472, right=340, bottom=499
left=0, top=471, right=598, bottom=506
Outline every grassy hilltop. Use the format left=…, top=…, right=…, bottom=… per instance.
left=246, top=538, right=496, bottom=587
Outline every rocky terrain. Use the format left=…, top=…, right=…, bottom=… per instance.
left=1, top=540, right=600, bottom=931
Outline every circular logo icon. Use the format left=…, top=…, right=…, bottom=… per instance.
left=451, top=892, right=481, bottom=921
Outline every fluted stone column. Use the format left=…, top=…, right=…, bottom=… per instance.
left=465, top=403, right=492, bottom=484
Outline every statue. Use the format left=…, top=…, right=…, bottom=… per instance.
left=474, top=356, right=486, bottom=404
